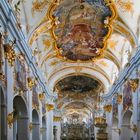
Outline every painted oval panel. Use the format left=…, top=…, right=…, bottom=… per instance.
left=53, top=0, right=116, bottom=61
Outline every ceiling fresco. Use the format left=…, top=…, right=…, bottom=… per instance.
left=53, top=0, right=116, bottom=61
left=54, top=75, right=103, bottom=106
left=55, top=76, right=101, bottom=93
left=54, top=75, right=102, bottom=118
left=65, top=102, right=88, bottom=110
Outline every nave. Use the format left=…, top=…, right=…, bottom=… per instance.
left=0, top=0, right=140, bottom=140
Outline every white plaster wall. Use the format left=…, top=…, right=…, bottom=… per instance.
left=122, top=126, right=133, bottom=140
left=112, top=130, right=119, bottom=140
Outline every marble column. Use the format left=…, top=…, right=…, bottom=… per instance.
left=42, top=115, right=47, bottom=140
left=32, top=122, right=40, bottom=140
left=132, top=88, right=138, bottom=140
left=47, top=110, right=53, bottom=140
left=5, top=59, right=14, bottom=140
left=106, top=111, right=112, bottom=140
left=57, top=122, right=61, bottom=140
left=0, top=97, right=7, bottom=140
left=118, top=101, right=123, bottom=140
left=28, top=89, right=33, bottom=140
left=39, top=101, right=42, bottom=140
left=54, top=121, right=61, bottom=140
left=17, top=117, right=29, bottom=140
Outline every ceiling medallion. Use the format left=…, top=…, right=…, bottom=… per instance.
left=48, top=0, right=117, bottom=61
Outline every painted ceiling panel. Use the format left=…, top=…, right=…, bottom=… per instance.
left=53, top=0, right=116, bottom=61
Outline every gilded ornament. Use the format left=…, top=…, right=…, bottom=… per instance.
left=32, top=0, right=49, bottom=16
left=0, top=72, right=6, bottom=84
left=29, top=122, right=33, bottom=131
left=115, top=0, right=134, bottom=14
left=4, top=41, right=16, bottom=66
left=32, top=103, right=40, bottom=111
left=94, top=116, right=106, bottom=125
left=46, top=103, right=54, bottom=111
left=129, top=79, right=139, bottom=92
left=49, top=59, right=59, bottom=66
left=117, top=94, right=122, bottom=104
left=27, top=77, right=35, bottom=89
left=38, top=93, right=45, bottom=101
left=107, top=39, right=118, bottom=50
left=43, top=39, right=51, bottom=48
left=7, top=112, right=14, bottom=128
left=130, top=124, right=137, bottom=134
left=103, top=104, right=112, bottom=113
left=53, top=116, right=61, bottom=122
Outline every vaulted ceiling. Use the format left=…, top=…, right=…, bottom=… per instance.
left=9, top=0, right=140, bottom=123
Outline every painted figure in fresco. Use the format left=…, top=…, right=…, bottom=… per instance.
left=16, top=57, right=27, bottom=91
left=59, top=24, right=102, bottom=60
left=54, top=0, right=112, bottom=60
left=123, top=82, right=132, bottom=111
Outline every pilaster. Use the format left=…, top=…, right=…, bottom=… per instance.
left=6, top=59, right=14, bottom=140
left=46, top=110, right=54, bottom=140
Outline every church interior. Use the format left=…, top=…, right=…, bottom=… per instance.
left=0, top=0, right=140, bottom=140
